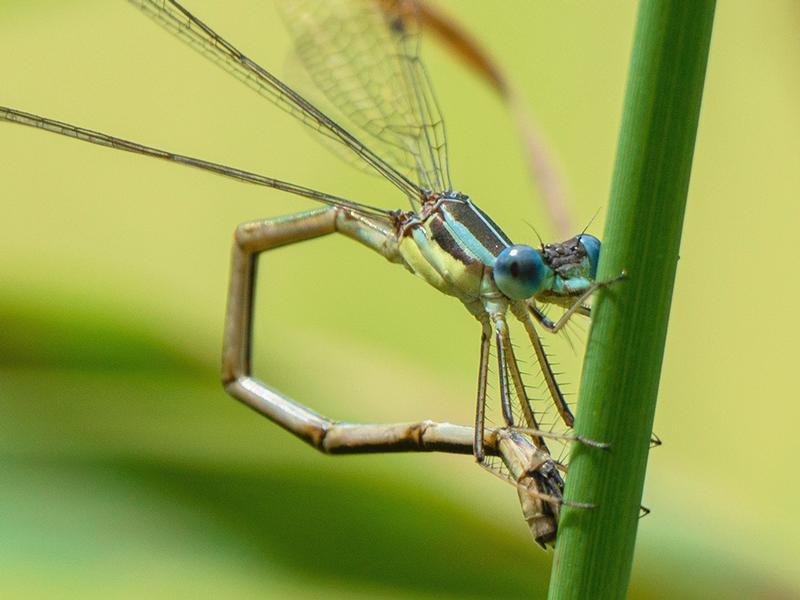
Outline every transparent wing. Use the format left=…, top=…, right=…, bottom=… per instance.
left=0, top=106, right=392, bottom=219
left=129, top=0, right=423, bottom=203
left=277, top=0, right=452, bottom=198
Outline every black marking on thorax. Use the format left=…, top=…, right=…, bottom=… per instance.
left=429, top=215, right=476, bottom=265
left=438, top=195, right=512, bottom=260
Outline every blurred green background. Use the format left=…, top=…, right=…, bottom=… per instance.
left=1, top=1, right=798, bottom=598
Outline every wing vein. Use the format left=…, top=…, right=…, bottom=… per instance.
left=130, top=0, right=424, bottom=201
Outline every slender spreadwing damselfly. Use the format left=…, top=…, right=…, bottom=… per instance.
left=0, top=0, right=621, bottom=545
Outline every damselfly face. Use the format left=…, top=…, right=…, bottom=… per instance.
left=493, top=234, right=602, bottom=304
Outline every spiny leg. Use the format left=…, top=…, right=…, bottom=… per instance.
left=500, top=342, right=608, bottom=447
left=223, top=206, right=488, bottom=455
left=513, top=272, right=625, bottom=439
left=492, top=318, right=596, bottom=454
left=510, top=428, right=610, bottom=449
left=512, top=303, right=575, bottom=428
left=495, top=314, right=550, bottom=452
left=493, top=318, right=515, bottom=428
left=529, top=271, right=627, bottom=334
left=473, top=319, right=600, bottom=461
left=472, top=329, right=491, bottom=463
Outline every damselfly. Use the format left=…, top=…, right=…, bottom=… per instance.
left=0, top=0, right=619, bottom=544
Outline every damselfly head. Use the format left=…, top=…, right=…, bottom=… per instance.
left=493, top=234, right=602, bottom=301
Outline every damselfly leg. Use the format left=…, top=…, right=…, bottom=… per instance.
left=528, top=270, right=628, bottom=334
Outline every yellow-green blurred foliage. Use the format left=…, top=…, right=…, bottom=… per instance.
left=1, top=1, right=798, bottom=598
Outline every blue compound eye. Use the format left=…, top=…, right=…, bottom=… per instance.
left=494, top=245, right=546, bottom=300
left=579, top=234, right=601, bottom=279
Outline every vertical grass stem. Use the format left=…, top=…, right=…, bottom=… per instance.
left=548, top=2, right=716, bottom=598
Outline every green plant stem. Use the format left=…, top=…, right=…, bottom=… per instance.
left=548, top=2, right=716, bottom=598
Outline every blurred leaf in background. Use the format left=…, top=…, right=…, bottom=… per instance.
left=1, top=1, right=798, bottom=598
